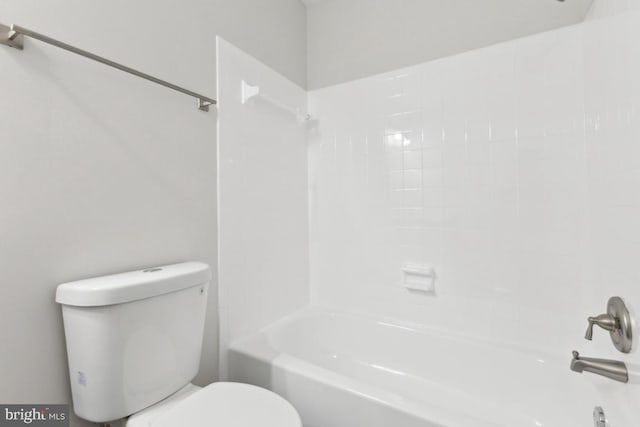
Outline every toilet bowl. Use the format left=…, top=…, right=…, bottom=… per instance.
left=127, top=382, right=301, bottom=427
left=55, top=262, right=301, bottom=426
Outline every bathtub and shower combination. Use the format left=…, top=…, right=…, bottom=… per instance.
left=227, top=307, right=633, bottom=427
left=212, top=2, right=640, bottom=425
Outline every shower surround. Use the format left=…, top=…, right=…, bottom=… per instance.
left=219, top=0, right=640, bottom=425
left=309, top=21, right=588, bottom=355
left=309, top=0, right=640, bottom=358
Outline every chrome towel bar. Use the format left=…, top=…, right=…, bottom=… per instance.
left=0, top=22, right=217, bottom=111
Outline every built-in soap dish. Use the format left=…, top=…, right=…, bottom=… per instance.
left=402, top=263, right=436, bottom=294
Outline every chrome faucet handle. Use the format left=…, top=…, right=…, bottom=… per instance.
left=582, top=297, right=632, bottom=353
left=585, top=314, right=618, bottom=340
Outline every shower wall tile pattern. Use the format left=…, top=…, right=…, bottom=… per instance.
left=308, top=1, right=640, bottom=358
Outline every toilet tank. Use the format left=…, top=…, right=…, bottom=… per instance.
left=55, top=262, right=211, bottom=423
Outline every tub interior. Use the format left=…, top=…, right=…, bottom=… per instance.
left=230, top=307, right=632, bottom=427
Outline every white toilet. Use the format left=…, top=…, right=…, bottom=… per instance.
left=55, top=262, right=301, bottom=427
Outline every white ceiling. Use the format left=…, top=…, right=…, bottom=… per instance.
left=305, top=0, right=595, bottom=88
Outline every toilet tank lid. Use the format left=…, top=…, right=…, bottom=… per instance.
left=55, top=262, right=211, bottom=307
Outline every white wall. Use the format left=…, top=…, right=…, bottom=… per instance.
left=216, top=38, right=309, bottom=378
left=0, top=0, right=306, bottom=90
left=306, top=0, right=593, bottom=89
left=308, top=0, right=640, bottom=376
left=0, top=1, right=306, bottom=426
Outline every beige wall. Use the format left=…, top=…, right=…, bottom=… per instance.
left=0, top=1, right=306, bottom=426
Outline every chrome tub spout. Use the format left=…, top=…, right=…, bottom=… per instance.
left=570, top=351, right=628, bottom=383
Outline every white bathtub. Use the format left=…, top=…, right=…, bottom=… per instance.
left=227, top=307, right=633, bottom=427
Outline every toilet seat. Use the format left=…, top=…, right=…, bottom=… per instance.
left=128, top=382, right=301, bottom=427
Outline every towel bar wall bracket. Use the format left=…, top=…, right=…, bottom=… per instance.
left=0, top=22, right=216, bottom=112
left=0, top=23, right=23, bottom=50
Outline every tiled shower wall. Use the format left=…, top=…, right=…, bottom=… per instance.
left=308, top=0, right=640, bottom=356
